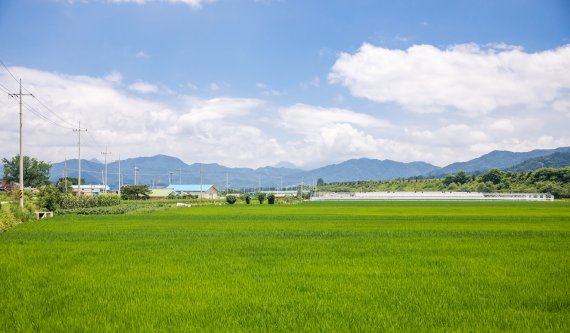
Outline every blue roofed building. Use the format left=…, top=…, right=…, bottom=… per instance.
left=166, top=184, right=219, bottom=199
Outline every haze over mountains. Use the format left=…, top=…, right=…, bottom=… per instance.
left=35, top=146, right=570, bottom=190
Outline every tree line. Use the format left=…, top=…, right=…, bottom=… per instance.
left=317, top=167, right=570, bottom=198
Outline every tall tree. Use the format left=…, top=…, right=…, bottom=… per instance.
left=121, top=185, right=151, bottom=200
left=2, top=155, right=51, bottom=188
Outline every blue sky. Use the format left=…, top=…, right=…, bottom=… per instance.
left=0, top=0, right=569, bottom=168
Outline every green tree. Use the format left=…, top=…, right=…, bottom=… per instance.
left=267, top=194, right=276, bottom=204
left=454, top=171, right=469, bottom=185
left=480, top=168, right=503, bottom=185
left=244, top=194, right=251, bottom=204
left=443, top=174, right=456, bottom=186
left=2, top=155, right=51, bottom=188
left=256, top=192, right=266, bottom=204
left=37, top=185, right=62, bottom=211
left=317, top=178, right=325, bottom=186
left=121, top=185, right=151, bottom=200
left=55, top=177, right=77, bottom=193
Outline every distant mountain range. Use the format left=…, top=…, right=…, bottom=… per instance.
left=429, top=146, right=570, bottom=176
left=2, top=146, right=569, bottom=190
left=506, top=151, right=570, bottom=172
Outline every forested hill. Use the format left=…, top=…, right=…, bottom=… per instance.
left=432, top=147, right=570, bottom=176
left=318, top=167, right=570, bottom=198
left=507, top=152, right=570, bottom=172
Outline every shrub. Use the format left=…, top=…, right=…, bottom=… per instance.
left=0, top=205, right=19, bottom=231
left=257, top=192, right=266, bottom=204
left=226, top=195, right=237, bottom=204
left=267, top=194, right=276, bottom=205
left=245, top=195, right=251, bottom=204
left=10, top=201, right=35, bottom=223
left=37, top=185, right=61, bottom=211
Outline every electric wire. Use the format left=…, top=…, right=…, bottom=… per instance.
left=0, top=82, right=13, bottom=94
left=0, top=59, right=19, bottom=84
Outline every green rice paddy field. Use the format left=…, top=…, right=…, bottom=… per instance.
left=1, top=201, right=569, bottom=332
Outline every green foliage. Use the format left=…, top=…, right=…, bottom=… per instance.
left=2, top=155, right=51, bottom=188
left=59, top=194, right=121, bottom=210
left=9, top=201, right=35, bottom=223
left=267, top=194, right=276, bottom=204
left=244, top=195, right=251, bottom=204
left=37, top=185, right=61, bottom=211
left=317, top=166, right=570, bottom=198
left=480, top=168, right=503, bottom=185
left=0, top=203, right=19, bottom=231
left=256, top=192, right=266, bottom=204
left=121, top=185, right=151, bottom=200
left=226, top=195, right=237, bottom=205
left=0, top=201, right=568, bottom=331
left=444, top=170, right=469, bottom=186
left=55, top=177, right=78, bottom=193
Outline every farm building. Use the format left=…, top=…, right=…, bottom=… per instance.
left=167, top=184, right=219, bottom=199
left=148, top=188, right=176, bottom=200
left=71, top=185, right=109, bottom=196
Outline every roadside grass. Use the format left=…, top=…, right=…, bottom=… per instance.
left=0, top=201, right=568, bottom=332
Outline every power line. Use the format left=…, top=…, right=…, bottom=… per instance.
left=1, top=58, right=76, bottom=129
left=29, top=94, right=76, bottom=128
left=22, top=103, right=75, bottom=130
left=0, top=59, right=20, bottom=84
left=0, top=82, right=13, bottom=94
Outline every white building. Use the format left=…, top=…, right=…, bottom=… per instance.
left=71, top=185, right=110, bottom=196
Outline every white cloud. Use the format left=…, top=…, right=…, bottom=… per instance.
left=329, top=43, right=570, bottom=115
left=108, top=0, right=214, bottom=8
left=104, top=71, right=123, bottom=83
left=1, top=65, right=569, bottom=169
left=135, top=51, right=149, bottom=59
left=128, top=81, right=158, bottom=94
left=256, top=82, right=285, bottom=96
left=280, top=104, right=391, bottom=135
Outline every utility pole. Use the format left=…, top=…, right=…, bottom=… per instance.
left=226, top=172, right=229, bottom=194
left=64, top=157, right=67, bottom=194
left=169, top=171, right=173, bottom=185
left=179, top=168, right=182, bottom=185
left=8, top=79, right=33, bottom=208
left=280, top=176, right=283, bottom=191
left=200, top=164, right=203, bottom=199
left=118, top=155, right=121, bottom=197
left=73, top=121, right=87, bottom=196
left=101, top=146, right=111, bottom=194
left=134, top=166, right=139, bottom=185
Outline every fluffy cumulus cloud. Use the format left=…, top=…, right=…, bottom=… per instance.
left=329, top=43, right=570, bottom=115
left=1, top=65, right=569, bottom=169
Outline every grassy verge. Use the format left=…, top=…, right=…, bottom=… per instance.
left=0, top=201, right=568, bottom=331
